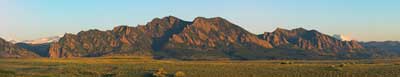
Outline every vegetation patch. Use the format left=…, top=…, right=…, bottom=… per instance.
left=1, top=58, right=400, bottom=77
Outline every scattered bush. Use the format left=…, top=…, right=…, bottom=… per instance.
left=338, top=63, right=346, bottom=67
left=103, top=73, right=116, bottom=77
left=152, top=68, right=168, bottom=77
left=328, top=64, right=344, bottom=71
left=174, top=71, right=185, bottom=77
left=280, top=61, right=294, bottom=64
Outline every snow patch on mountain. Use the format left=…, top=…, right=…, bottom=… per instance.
left=332, top=34, right=352, bottom=41
left=20, top=35, right=63, bottom=44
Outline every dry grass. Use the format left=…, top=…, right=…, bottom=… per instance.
left=1, top=58, right=400, bottom=77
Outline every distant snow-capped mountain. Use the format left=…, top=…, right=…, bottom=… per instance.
left=8, top=40, right=18, bottom=44
left=0, top=36, right=17, bottom=43
left=332, top=34, right=352, bottom=41
left=20, top=35, right=63, bottom=44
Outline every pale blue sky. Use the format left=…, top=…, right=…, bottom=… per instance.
left=1, top=0, right=399, bottom=41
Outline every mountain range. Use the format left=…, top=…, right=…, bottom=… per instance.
left=0, top=37, right=39, bottom=58
left=1, top=16, right=399, bottom=60
left=19, top=35, right=63, bottom=44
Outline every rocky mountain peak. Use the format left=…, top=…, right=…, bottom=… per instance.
left=112, top=25, right=130, bottom=32
left=45, top=16, right=364, bottom=59
left=292, top=27, right=308, bottom=32
left=261, top=27, right=363, bottom=51
left=193, top=17, right=230, bottom=25
left=148, top=16, right=185, bottom=26
left=163, top=16, right=180, bottom=22
left=274, top=27, right=290, bottom=32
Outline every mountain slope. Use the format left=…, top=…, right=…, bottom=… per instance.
left=159, top=17, right=273, bottom=59
left=14, top=35, right=63, bottom=57
left=48, top=16, right=366, bottom=60
left=0, top=37, right=39, bottom=58
left=16, top=43, right=51, bottom=57
left=361, top=41, right=400, bottom=52
left=259, top=28, right=363, bottom=52
left=48, top=16, right=274, bottom=59
left=49, top=16, right=191, bottom=58
left=358, top=41, right=400, bottom=59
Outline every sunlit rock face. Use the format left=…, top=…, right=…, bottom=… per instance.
left=259, top=28, right=363, bottom=51
left=48, top=16, right=274, bottom=59
left=0, top=37, right=39, bottom=58
left=47, top=16, right=365, bottom=59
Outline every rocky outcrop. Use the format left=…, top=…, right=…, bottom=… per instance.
left=259, top=28, right=364, bottom=52
left=48, top=16, right=191, bottom=58
left=0, top=38, right=39, bottom=58
left=166, top=17, right=272, bottom=49
left=47, top=16, right=366, bottom=59
left=48, top=16, right=274, bottom=58
left=158, top=17, right=274, bottom=59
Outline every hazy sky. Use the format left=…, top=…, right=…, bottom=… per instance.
left=1, top=0, right=399, bottom=41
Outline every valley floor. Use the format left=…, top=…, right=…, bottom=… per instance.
left=1, top=58, right=400, bottom=77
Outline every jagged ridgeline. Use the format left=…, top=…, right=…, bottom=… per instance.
left=36, top=16, right=364, bottom=60
left=7, top=16, right=393, bottom=60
